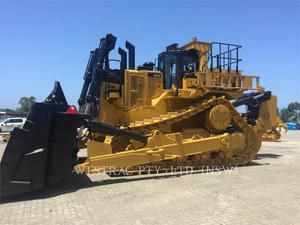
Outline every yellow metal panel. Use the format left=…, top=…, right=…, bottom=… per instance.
left=259, top=95, right=278, bottom=132
left=243, top=76, right=253, bottom=89
left=87, top=140, right=112, bottom=158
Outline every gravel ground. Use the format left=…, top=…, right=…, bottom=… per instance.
left=0, top=131, right=300, bottom=225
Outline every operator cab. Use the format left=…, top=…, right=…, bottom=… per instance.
left=157, top=38, right=246, bottom=92
left=157, top=44, right=199, bottom=89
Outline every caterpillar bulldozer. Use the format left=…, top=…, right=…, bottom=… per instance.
left=1, top=34, right=278, bottom=198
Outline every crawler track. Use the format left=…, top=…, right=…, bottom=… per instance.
left=124, top=97, right=262, bottom=170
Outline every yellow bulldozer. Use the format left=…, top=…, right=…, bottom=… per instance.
left=1, top=34, right=278, bottom=198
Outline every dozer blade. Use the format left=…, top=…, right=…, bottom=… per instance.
left=0, top=82, right=84, bottom=198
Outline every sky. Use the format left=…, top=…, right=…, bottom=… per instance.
left=0, top=0, right=299, bottom=109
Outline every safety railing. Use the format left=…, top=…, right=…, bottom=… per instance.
left=205, top=42, right=242, bottom=73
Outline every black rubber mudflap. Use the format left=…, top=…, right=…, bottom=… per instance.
left=0, top=83, right=85, bottom=198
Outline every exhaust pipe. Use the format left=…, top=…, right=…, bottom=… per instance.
left=118, top=47, right=127, bottom=97
left=125, top=41, right=135, bottom=69
left=118, top=47, right=127, bottom=73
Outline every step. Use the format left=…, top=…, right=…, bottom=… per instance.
left=175, top=109, right=186, bottom=114
left=134, top=121, right=144, bottom=126
left=167, top=112, right=178, bottom=115
left=160, top=114, right=171, bottom=119
left=143, top=119, right=153, bottom=124
left=152, top=117, right=161, bottom=122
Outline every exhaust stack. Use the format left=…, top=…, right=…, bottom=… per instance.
left=118, top=47, right=127, bottom=73
left=125, top=41, right=135, bottom=69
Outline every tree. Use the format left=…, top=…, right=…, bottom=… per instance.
left=0, top=108, right=16, bottom=114
left=287, top=102, right=300, bottom=122
left=287, top=102, right=300, bottom=112
left=280, top=108, right=291, bottom=122
left=16, top=96, right=36, bottom=114
left=279, top=101, right=300, bottom=122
